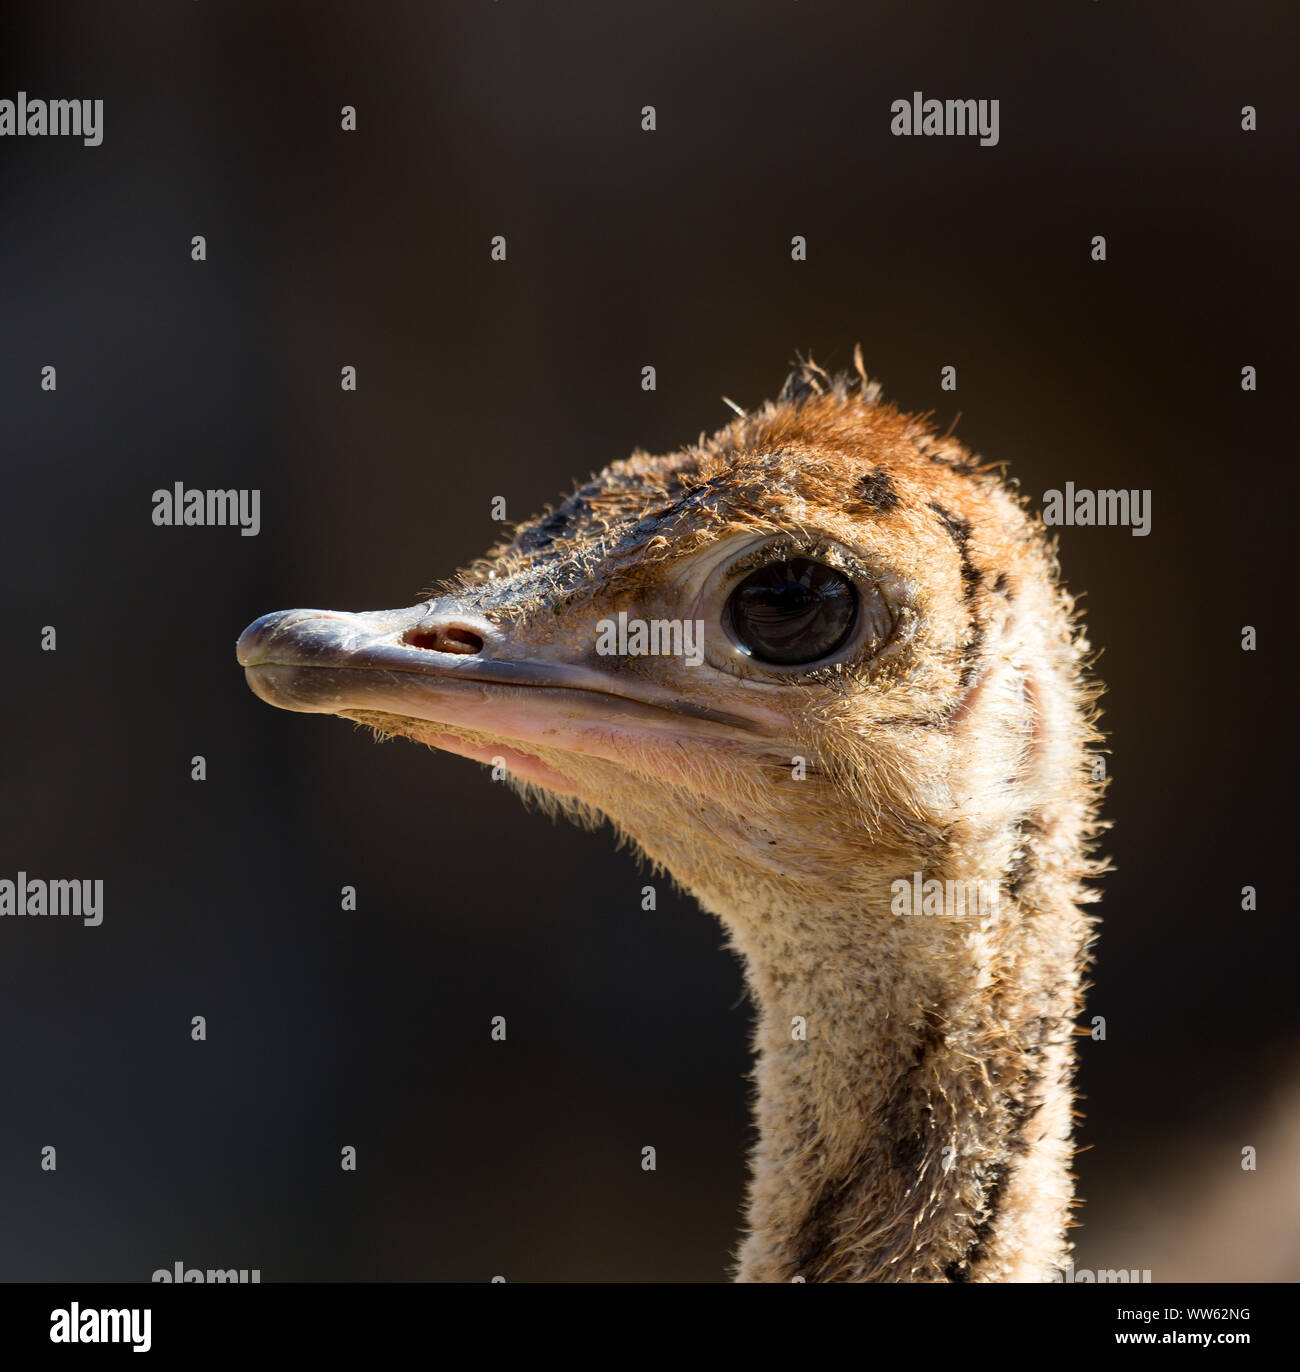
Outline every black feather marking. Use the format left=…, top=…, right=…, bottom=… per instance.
left=791, top=1013, right=944, bottom=1279
left=853, top=468, right=900, bottom=512
left=929, top=502, right=981, bottom=599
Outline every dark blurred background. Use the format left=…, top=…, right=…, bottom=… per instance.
left=1, top=0, right=1296, bottom=1281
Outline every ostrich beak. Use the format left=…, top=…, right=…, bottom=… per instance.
left=236, top=602, right=770, bottom=793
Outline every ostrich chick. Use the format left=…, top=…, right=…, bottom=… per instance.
left=237, top=356, right=1105, bottom=1282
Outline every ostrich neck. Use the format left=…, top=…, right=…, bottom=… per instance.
left=686, top=854, right=1086, bottom=1284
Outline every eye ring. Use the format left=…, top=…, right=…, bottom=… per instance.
left=722, top=557, right=859, bottom=666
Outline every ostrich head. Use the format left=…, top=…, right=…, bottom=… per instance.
left=237, top=354, right=1106, bottom=1281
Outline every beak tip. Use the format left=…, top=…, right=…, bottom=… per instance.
left=236, top=608, right=326, bottom=667
left=236, top=611, right=280, bottom=667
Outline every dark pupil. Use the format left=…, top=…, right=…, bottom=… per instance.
left=726, top=558, right=857, bottom=665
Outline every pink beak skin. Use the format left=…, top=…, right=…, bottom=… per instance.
left=236, top=600, right=779, bottom=796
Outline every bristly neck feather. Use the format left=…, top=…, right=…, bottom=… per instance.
left=700, top=862, right=1087, bottom=1283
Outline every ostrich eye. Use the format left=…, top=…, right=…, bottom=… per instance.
left=724, top=558, right=858, bottom=665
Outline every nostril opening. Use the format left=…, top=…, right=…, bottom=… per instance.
left=402, top=624, right=484, bottom=656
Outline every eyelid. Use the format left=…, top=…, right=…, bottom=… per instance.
left=721, top=536, right=871, bottom=585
